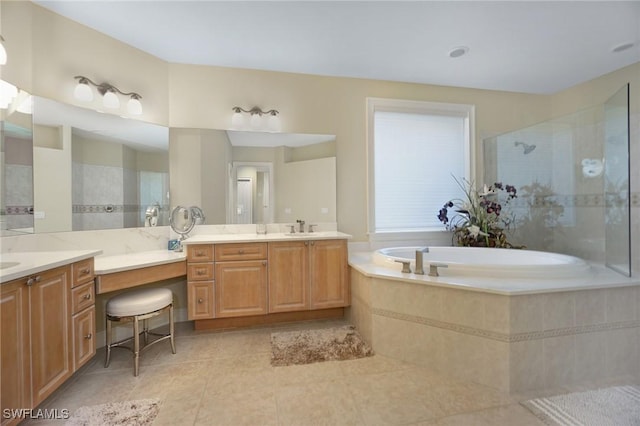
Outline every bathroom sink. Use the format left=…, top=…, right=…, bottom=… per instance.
left=284, top=233, right=309, bottom=237
left=0, top=261, right=20, bottom=270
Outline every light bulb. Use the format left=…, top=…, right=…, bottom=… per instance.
left=267, top=113, right=281, bottom=132
left=127, top=96, right=142, bottom=115
left=231, top=111, right=245, bottom=129
left=74, top=81, right=93, bottom=102
left=250, top=113, right=262, bottom=130
left=102, top=90, right=120, bottom=109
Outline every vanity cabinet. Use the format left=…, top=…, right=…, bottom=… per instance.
left=0, top=257, right=96, bottom=424
left=269, top=239, right=349, bottom=312
left=215, top=243, right=268, bottom=318
left=309, top=239, right=349, bottom=309
left=268, top=241, right=309, bottom=312
left=71, top=258, right=96, bottom=371
left=186, top=244, right=215, bottom=320
left=30, top=265, right=73, bottom=407
left=1, top=279, right=31, bottom=426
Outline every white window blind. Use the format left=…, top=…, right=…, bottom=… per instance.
left=373, top=110, right=467, bottom=232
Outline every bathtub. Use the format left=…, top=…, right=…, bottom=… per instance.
left=373, top=246, right=591, bottom=278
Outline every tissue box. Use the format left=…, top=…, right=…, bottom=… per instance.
left=168, top=239, right=180, bottom=251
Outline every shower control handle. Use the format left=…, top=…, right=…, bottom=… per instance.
left=429, top=263, right=448, bottom=277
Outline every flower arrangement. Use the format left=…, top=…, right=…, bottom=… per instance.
left=437, top=177, right=520, bottom=248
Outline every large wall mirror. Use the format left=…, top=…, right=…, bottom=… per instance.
left=3, top=95, right=338, bottom=236
left=1, top=85, right=34, bottom=236
left=169, top=128, right=337, bottom=227
left=32, top=97, right=170, bottom=233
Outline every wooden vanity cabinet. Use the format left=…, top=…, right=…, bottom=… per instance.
left=30, top=265, right=73, bottom=407
left=268, top=241, right=309, bottom=313
left=187, top=244, right=215, bottom=320
left=0, top=258, right=97, bottom=423
left=269, top=239, right=349, bottom=312
left=71, top=258, right=96, bottom=372
left=1, top=279, right=31, bottom=426
left=215, top=243, right=268, bottom=318
left=309, top=239, right=350, bottom=309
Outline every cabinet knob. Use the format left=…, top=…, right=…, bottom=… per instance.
left=262, top=261, right=267, bottom=266
left=198, top=298, right=204, bottom=304
left=311, top=241, right=315, bottom=246
left=26, top=275, right=41, bottom=286
left=238, top=249, right=245, bottom=254
left=197, top=269, right=205, bottom=275
left=81, top=268, right=90, bottom=274
left=83, top=294, right=92, bottom=300
left=196, top=250, right=204, bottom=256
left=304, top=241, right=308, bottom=246
left=84, top=333, right=92, bottom=340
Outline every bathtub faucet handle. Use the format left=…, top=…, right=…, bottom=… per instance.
left=395, top=260, right=412, bottom=274
left=429, top=263, right=448, bottom=277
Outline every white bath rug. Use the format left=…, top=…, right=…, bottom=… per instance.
left=271, top=325, right=373, bottom=366
left=66, top=398, right=160, bottom=426
left=521, top=385, right=640, bottom=426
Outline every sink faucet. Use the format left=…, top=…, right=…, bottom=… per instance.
left=296, top=219, right=305, bottom=233
left=414, top=247, right=430, bottom=275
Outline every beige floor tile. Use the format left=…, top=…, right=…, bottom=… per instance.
left=418, top=403, right=545, bottom=426
left=339, top=354, right=411, bottom=377
left=274, top=360, right=345, bottom=387
left=276, top=380, right=364, bottom=426
left=196, top=386, right=278, bottom=426
left=154, top=395, right=202, bottom=426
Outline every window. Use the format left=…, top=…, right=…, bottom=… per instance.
left=367, top=98, right=473, bottom=237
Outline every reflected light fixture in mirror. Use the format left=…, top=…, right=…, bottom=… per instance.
left=0, top=79, right=18, bottom=109
left=73, top=76, right=143, bottom=115
left=0, top=35, right=6, bottom=65
left=231, top=106, right=281, bottom=132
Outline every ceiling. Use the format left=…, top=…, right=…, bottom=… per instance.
left=33, top=1, right=640, bottom=95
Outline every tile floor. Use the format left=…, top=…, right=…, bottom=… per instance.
left=28, top=319, right=636, bottom=426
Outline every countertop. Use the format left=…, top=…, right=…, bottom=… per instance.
left=94, top=250, right=186, bottom=275
left=182, top=231, right=352, bottom=244
left=0, top=250, right=103, bottom=283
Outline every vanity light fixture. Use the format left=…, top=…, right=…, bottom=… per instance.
left=73, top=76, right=143, bottom=115
left=231, top=106, right=281, bottom=132
left=0, top=35, right=6, bottom=65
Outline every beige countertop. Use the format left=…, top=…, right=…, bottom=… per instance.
left=0, top=250, right=103, bottom=283
left=182, top=231, right=351, bottom=245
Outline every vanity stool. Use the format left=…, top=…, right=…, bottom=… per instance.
left=105, top=287, right=176, bottom=376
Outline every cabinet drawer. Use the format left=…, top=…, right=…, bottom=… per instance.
left=72, top=258, right=94, bottom=287
left=72, top=306, right=96, bottom=371
left=187, top=281, right=215, bottom=320
left=187, top=245, right=214, bottom=262
left=187, top=263, right=214, bottom=281
left=215, top=243, right=267, bottom=262
left=71, top=282, right=95, bottom=314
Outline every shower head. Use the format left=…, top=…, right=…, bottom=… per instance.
left=514, top=141, right=536, bottom=155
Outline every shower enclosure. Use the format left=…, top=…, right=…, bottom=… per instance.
left=483, top=84, right=630, bottom=276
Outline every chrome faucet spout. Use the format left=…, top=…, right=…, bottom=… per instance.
left=296, top=219, right=305, bottom=233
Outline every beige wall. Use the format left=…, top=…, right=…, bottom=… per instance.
left=3, top=2, right=638, bottom=251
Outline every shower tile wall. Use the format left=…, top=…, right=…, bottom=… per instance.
left=73, top=162, right=125, bottom=230
left=4, top=163, right=33, bottom=230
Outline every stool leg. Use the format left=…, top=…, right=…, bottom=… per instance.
left=133, top=316, right=140, bottom=376
left=105, top=316, right=112, bottom=368
left=143, top=318, right=149, bottom=345
left=169, top=304, right=176, bottom=354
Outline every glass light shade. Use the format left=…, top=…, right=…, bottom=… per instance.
left=102, top=90, right=120, bottom=109
left=0, top=42, right=6, bottom=65
left=268, top=114, right=281, bottom=132
left=127, top=97, right=142, bottom=115
left=74, top=82, right=94, bottom=102
left=250, top=113, right=262, bottom=130
left=0, top=79, right=17, bottom=109
left=231, top=111, right=245, bottom=129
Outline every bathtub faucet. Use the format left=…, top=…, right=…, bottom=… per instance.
left=414, top=247, right=430, bottom=275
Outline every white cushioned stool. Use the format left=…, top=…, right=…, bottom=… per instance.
left=105, top=287, right=176, bottom=376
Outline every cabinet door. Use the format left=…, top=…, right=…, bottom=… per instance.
left=30, top=266, right=73, bottom=407
left=1, top=279, right=31, bottom=426
left=268, top=241, right=309, bottom=313
left=73, top=307, right=96, bottom=371
left=215, top=261, right=267, bottom=317
left=310, top=239, right=350, bottom=309
left=187, top=281, right=215, bottom=320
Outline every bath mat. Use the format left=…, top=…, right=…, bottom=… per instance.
left=271, top=325, right=373, bottom=366
left=521, top=385, right=640, bottom=426
left=66, top=398, right=160, bottom=426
